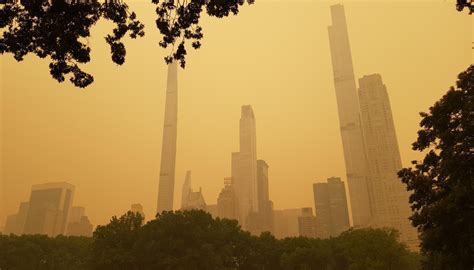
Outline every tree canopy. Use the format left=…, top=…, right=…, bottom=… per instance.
left=398, top=65, right=474, bottom=269
left=0, top=210, right=421, bottom=270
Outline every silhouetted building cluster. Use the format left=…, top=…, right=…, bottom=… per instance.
left=3, top=182, right=93, bottom=237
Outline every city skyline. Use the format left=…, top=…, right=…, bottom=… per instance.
left=1, top=1, right=470, bottom=226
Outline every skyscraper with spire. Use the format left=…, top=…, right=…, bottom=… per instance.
left=157, top=62, right=178, bottom=213
left=328, top=4, right=372, bottom=227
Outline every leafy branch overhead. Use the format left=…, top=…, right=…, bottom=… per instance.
left=153, top=0, right=255, bottom=68
left=0, top=0, right=254, bottom=88
left=0, top=0, right=145, bottom=88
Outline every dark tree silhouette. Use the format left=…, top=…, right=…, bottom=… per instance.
left=398, top=65, right=474, bottom=269
left=456, top=0, right=473, bottom=13
left=0, top=0, right=254, bottom=88
left=0, top=210, right=421, bottom=269
left=0, top=0, right=145, bottom=88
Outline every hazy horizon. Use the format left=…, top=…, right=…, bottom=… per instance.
left=1, top=0, right=472, bottom=226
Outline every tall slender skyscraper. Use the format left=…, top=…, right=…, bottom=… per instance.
left=232, top=105, right=258, bottom=225
left=328, top=4, right=372, bottom=226
left=358, top=74, right=418, bottom=249
left=157, top=62, right=178, bottom=213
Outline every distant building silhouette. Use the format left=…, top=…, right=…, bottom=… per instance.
left=68, top=206, right=85, bottom=224
left=358, top=74, right=418, bottom=249
left=3, top=202, right=29, bottom=235
left=298, top=207, right=318, bottom=238
left=180, top=174, right=207, bottom=211
left=4, top=215, right=17, bottom=235
left=66, top=206, right=93, bottom=237
left=182, top=189, right=207, bottom=211
left=247, top=160, right=274, bottom=235
left=313, top=177, right=350, bottom=238
left=232, top=105, right=259, bottom=229
left=181, top=171, right=192, bottom=209
left=131, top=203, right=145, bottom=218
left=157, top=62, right=179, bottom=214
left=217, top=177, right=240, bottom=221
left=273, top=208, right=304, bottom=239
left=328, top=4, right=372, bottom=227
left=23, top=182, right=75, bottom=237
left=206, top=204, right=218, bottom=218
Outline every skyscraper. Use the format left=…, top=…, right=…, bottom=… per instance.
left=328, top=4, right=372, bottom=227
left=358, top=74, right=418, bottom=249
left=232, top=105, right=258, bottom=225
left=313, top=177, right=350, bottom=238
left=23, top=182, right=75, bottom=237
left=157, top=62, right=178, bottom=213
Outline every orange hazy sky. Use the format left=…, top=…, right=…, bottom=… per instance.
left=1, top=0, right=472, bottom=226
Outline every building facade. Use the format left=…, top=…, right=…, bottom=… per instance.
left=23, top=182, right=75, bottom=237
left=232, top=105, right=259, bottom=227
left=298, top=207, right=317, bottom=238
left=313, top=177, right=350, bottom=238
left=157, top=62, right=178, bottom=213
left=328, top=4, right=372, bottom=227
left=66, top=206, right=93, bottom=237
left=358, top=74, right=418, bottom=249
left=217, top=177, right=240, bottom=221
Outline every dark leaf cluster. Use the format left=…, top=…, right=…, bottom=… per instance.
left=398, top=65, right=474, bottom=269
left=153, top=0, right=254, bottom=68
left=456, top=0, right=473, bottom=14
left=0, top=0, right=145, bottom=88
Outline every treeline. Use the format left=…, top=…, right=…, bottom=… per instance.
left=0, top=210, right=420, bottom=270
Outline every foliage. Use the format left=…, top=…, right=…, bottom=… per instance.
left=152, top=0, right=254, bottom=68
left=456, top=0, right=473, bottom=13
left=0, top=210, right=421, bottom=270
left=0, top=0, right=254, bottom=88
left=0, top=234, right=92, bottom=269
left=0, top=0, right=145, bottom=88
left=398, top=65, right=474, bottom=269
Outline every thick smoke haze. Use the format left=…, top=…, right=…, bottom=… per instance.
left=0, top=1, right=471, bottom=227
